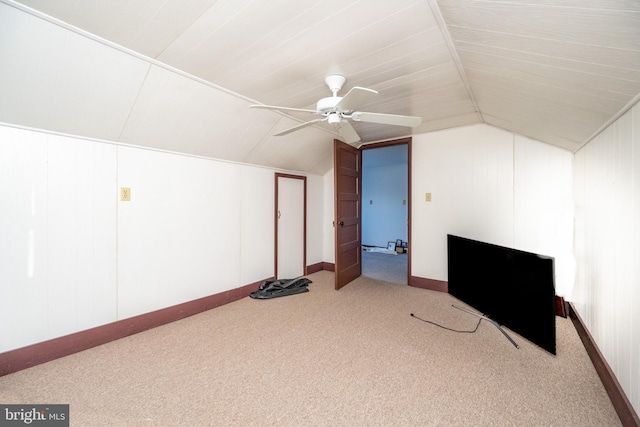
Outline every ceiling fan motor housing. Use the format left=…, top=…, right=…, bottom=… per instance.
left=317, top=96, right=343, bottom=113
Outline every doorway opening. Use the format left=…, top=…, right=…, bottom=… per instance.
left=360, top=139, right=410, bottom=285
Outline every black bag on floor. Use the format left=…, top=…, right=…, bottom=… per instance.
left=250, top=277, right=311, bottom=299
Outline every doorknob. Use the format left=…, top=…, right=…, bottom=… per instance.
left=339, top=221, right=344, bottom=226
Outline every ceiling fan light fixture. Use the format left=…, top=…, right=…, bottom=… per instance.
left=327, top=112, right=341, bottom=125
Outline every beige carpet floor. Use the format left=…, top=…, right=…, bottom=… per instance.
left=0, top=271, right=621, bottom=426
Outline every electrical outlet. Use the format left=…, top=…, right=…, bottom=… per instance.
left=120, top=187, right=131, bottom=201
left=425, top=192, right=432, bottom=202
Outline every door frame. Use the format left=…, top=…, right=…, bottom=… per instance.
left=274, top=173, right=307, bottom=279
left=334, top=137, right=412, bottom=288
left=359, top=137, right=412, bottom=285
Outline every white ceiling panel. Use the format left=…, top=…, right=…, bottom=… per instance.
left=479, top=94, right=607, bottom=141
left=414, top=112, right=480, bottom=134
left=445, top=26, right=640, bottom=72
left=119, top=65, right=263, bottom=161
left=459, top=51, right=640, bottom=97
left=3, top=0, right=640, bottom=173
left=0, top=2, right=149, bottom=141
left=213, top=1, right=435, bottom=92
left=242, top=124, right=335, bottom=173
left=467, top=70, right=625, bottom=118
left=438, top=0, right=640, bottom=150
left=17, top=0, right=218, bottom=58
left=440, top=1, right=640, bottom=49
left=107, top=0, right=216, bottom=58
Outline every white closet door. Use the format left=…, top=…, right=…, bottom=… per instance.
left=277, top=176, right=305, bottom=279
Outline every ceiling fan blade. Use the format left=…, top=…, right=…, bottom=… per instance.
left=335, top=120, right=361, bottom=144
left=273, top=118, right=326, bottom=136
left=335, top=87, right=378, bottom=112
left=351, top=111, right=422, bottom=127
left=250, top=104, right=318, bottom=114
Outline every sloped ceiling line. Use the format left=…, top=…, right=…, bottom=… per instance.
left=117, top=63, right=153, bottom=141
left=3, top=0, right=260, bottom=107
left=427, top=0, right=483, bottom=123
left=579, top=90, right=640, bottom=153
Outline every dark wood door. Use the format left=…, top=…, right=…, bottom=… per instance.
left=334, top=139, right=362, bottom=290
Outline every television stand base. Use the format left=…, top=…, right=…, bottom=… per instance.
left=452, top=304, right=519, bottom=349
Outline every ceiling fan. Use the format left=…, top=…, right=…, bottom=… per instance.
left=250, top=74, right=422, bottom=144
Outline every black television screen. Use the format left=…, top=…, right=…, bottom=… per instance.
left=447, top=234, right=556, bottom=354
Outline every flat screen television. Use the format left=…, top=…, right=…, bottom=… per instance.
left=447, top=234, right=556, bottom=354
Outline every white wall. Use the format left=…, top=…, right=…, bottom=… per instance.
left=513, top=134, right=575, bottom=298
left=411, top=124, right=574, bottom=296
left=306, top=174, right=325, bottom=266
left=117, top=147, right=245, bottom=318
left=0, top=126, right=117, bottom=351
left=0, top=125, right=323, bottom=352
left=573, top=102, right=640, bottom=415
left=412, top=125, right=514, bottom=282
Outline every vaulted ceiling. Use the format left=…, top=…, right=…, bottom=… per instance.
left=1, top=0, right=639, bottom=174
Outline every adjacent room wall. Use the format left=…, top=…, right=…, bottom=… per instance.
left=0, top=124, right=323, bottom=353
left=573, top=101, right=640, bottom=416
left=362, top=147, right=408, bottom=247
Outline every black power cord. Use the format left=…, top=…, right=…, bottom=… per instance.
left=410, top=312, right=482, bottom=333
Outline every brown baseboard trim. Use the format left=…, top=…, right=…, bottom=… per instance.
left=409, top=275, right=448, bottom=292
left=322, top=262, right=335, bottom=272
left=568, top=303, right=640, bottom=427
left=0, top=278, right=271, bottom=377
left=306, top=262, right=324, bottom=274
left=555, top=295, right=567, bottom=318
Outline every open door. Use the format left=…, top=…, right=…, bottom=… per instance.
left=334, top=139, right=362, bottom=290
